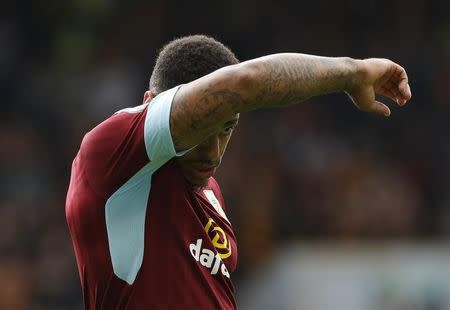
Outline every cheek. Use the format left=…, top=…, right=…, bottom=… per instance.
left=220, top=136, right=232, bottom=154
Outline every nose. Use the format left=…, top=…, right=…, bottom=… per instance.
left=198, top=134, right=220, bottom=161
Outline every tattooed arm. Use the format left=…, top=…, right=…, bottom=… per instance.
left=171, top=53, right=412, bottom=150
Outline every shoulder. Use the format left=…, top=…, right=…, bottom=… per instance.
left=77, top=105, right=150, bottom=194
left=83, top=104, right=149, bottom=148
left=79, top=104, right=150, bottom=167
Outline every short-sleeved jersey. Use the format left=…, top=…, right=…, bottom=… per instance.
left=65, top=86, right=238, bottom=309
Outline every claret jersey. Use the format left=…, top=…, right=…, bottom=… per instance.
left=65, top=86, right=238, bottom=309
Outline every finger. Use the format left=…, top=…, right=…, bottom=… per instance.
left=392, top=65, right=411, bottom=105
left=348, top=86, right=390, bottom=117
left=379, top=84, right=400, bottom=104
left=398, top=79, right=412, bottom=105
left=371, top=100, right=391, bottom=117
left=379, top=77, right=408, bottom=106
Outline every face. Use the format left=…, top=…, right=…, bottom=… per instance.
left=143, top=90, right=239, bottom=187
left=175, top=115, right=239, bottom=187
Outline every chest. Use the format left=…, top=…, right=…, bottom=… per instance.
left=146, top=172, right=238, bottom=275
left=189, top=189, right=238, bottom=274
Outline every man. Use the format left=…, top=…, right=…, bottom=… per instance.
left=66, top=35, right=411, bottom=309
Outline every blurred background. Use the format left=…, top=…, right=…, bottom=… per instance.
left=1, top=0, right=450, bottom=309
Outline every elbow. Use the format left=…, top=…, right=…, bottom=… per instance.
left=233, top=62, right=260, bottom=91
left=223, top=62, right=260, bottom=111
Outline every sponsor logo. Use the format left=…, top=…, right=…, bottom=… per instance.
left=189, top=239, right=230, bottom=278
left=189, top=218, right=231, bottom=278
left=204, top=218, right=231, bottom=259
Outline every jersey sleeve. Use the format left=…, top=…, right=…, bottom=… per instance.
left=144, top=85, right=189, bottom=161
left=79, top=85, right=186, bottom=196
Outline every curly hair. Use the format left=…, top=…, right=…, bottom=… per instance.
left=149, top=35, right=239, bottom=94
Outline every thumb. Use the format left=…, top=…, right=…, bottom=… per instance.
left=347, top=88, right=391, bottom=117
left=371, top=100, right=391, bottom=117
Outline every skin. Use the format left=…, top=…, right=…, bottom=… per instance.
left=143, top=94, right=239, bottom=187
left=174, top=117, right=238, bottom=187
left=145, top=54, right=412, bottom=186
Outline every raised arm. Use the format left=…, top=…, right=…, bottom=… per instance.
left=170, top=53, right=411, bottom=150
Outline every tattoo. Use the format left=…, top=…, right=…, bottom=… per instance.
left=170, top=86, right=243, bottom=150
left=170, top=54, right=354, bottom=150
left=257, top=56, right=350, bottom=107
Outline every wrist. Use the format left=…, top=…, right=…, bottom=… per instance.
left=341, top=57, right=363, bottom=93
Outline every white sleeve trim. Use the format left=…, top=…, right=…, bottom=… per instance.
left=144, top=85, right=190, bottom=162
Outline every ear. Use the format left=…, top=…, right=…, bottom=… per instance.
left=143, top=90, right=156, bottom=103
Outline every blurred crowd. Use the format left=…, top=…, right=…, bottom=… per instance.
left=1, top=0, right=449, bottom=308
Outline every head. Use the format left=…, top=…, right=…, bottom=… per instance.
left=145, top=35, right=239, bottom=186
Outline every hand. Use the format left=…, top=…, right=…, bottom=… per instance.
left=345, top=58, right=412, bottom=117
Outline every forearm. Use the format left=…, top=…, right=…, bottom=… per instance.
left=171, top=53, right=359, bottom=150
left=238, top=53, right=358, bottom=111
